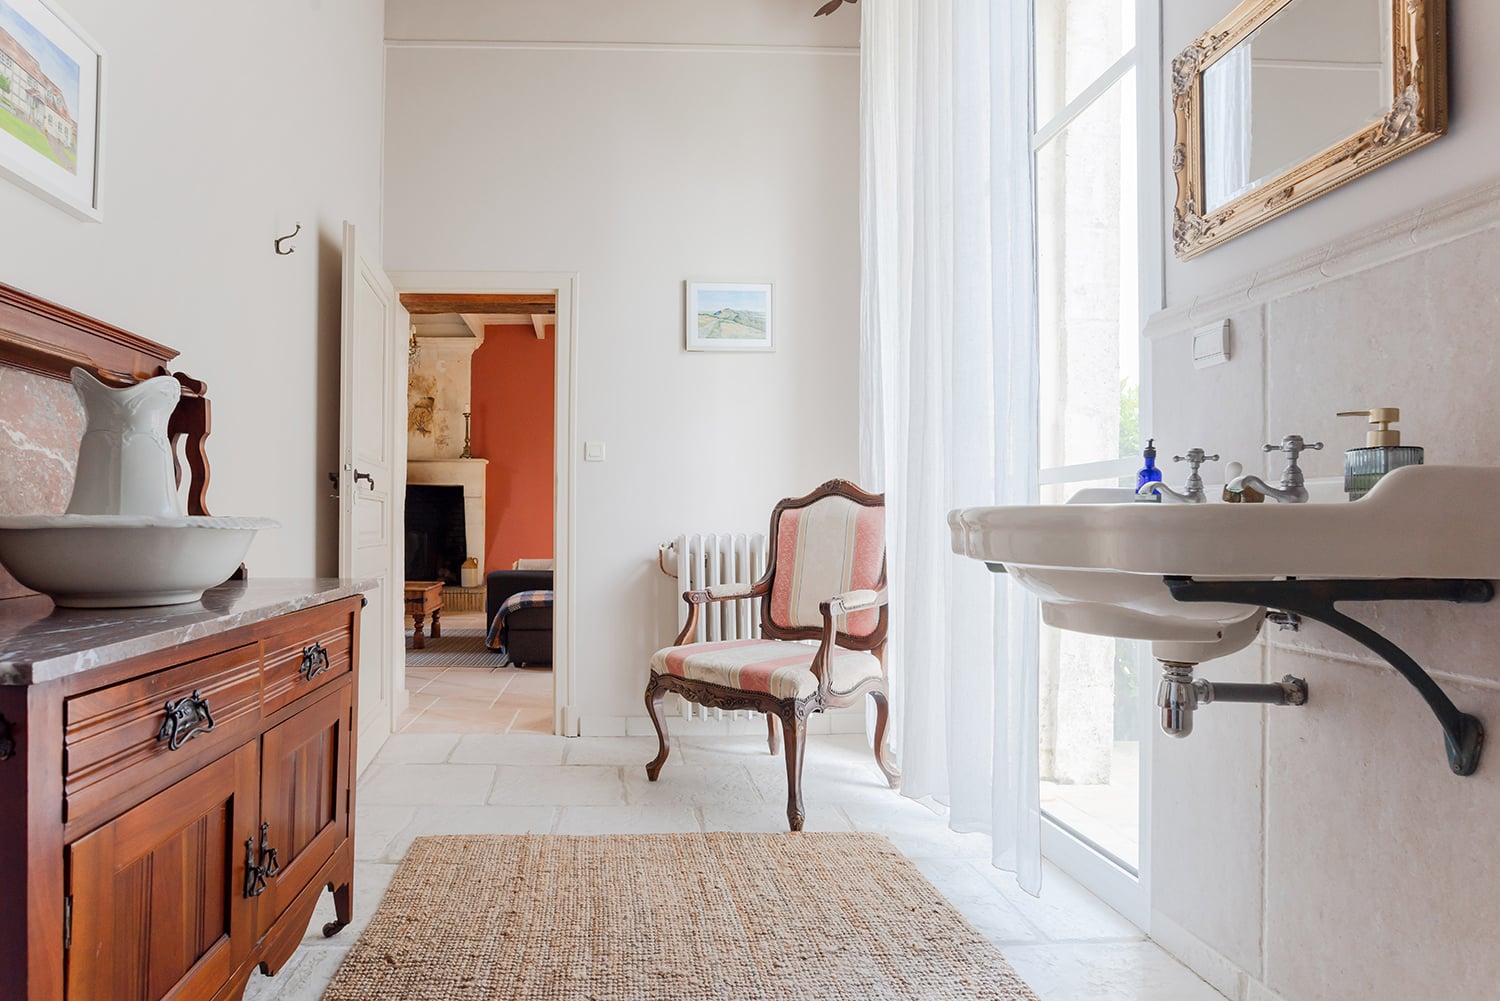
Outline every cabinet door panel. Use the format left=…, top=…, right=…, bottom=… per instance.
left=67, top=742, right=258, bottom=1001
left=256, top=684, right=351, bottom=935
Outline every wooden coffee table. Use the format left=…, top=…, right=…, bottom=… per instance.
left=404, top=581, right=444, bottom=649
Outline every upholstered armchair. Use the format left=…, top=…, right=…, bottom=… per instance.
left=644, top=479, right=899, bottom=830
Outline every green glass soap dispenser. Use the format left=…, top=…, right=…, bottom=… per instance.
left=1337, top=408, right=1424, bottom=500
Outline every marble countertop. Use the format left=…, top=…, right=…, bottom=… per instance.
left=0, top=577, right=375, bottom=686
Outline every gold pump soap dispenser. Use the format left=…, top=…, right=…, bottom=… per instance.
left=1337, top=408, right=1423, bottom=500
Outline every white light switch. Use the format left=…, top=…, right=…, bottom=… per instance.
left=584, top=441, right=606, bottom=462
left=1192, top=320, right=1231, bottom=369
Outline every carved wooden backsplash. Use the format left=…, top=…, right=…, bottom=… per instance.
left=0, top=284, right=179, bottom=601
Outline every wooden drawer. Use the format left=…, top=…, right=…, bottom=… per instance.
left=64, top=644, right=262, bottom=828
left=261, top=605, right=354, bottom=716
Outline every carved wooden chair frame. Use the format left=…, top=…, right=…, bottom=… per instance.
left=644, top=479, right=899, bottom=831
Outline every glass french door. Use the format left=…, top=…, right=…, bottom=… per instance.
left=1030, top=0, right=1161, bottom=922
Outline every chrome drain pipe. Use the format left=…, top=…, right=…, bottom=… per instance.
left=1157, top=662, right=1308, bottom=738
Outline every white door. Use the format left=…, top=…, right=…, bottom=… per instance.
left=339, top=222, right=407, bottom=772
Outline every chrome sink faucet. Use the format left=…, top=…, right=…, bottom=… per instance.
left=1138, top=448, right=1219, bottom=503
left=1227, top=435, right=1324, bottom=503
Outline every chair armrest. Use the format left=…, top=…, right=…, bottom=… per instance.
left=806, top=588, right=888, bottom=700
left=683, top=580, right=770, bottom=605
left=708, top=581, right=754, bottom=599
left=819, top=588, right=887, bottom=617
left=672, top=579, right=771, bottom=646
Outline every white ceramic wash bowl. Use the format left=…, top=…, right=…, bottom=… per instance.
left=949, top=465, right=1500, bottom=664
left=0, top=515, right=278, bottom=608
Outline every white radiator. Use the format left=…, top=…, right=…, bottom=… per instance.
left=659, top=532, right=768, bottom=720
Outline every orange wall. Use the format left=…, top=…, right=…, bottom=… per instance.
left=472, top=323, right=555, bottom=572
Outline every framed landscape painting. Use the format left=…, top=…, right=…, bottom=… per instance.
left=686, top=282, right=773, bottom=352
left=0, top=0, right=102, bottom=220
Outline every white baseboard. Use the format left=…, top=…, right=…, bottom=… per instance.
left=1148, top=911, right=1252, bottom=1001
left=579, top=716, right=629, bottom=737
left=580, top=709, right=865, bottom=739
left=825, top=709, right=866, bottom=734
left=1245, top=982, right=1289, bottom=1001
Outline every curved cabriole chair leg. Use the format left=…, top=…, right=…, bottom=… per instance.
left=645, top=678, right=671, bottom=780
left=781, top=710, right=808, bottom=831
left=870, top=689, right=900, bottom=789
left=766, top=712, right=782, bottom=756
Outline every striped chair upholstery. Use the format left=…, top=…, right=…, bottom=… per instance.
left=650, top=639, right=882, bottom=701
left=644, top=479, right=897, bottom=833
left=768, top=494, right=885, bottom=637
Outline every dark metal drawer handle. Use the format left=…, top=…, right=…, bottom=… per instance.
left=244, top=821, right=281, bottom=898
left=158, top=691, right=215, bottom=751
left=299, top=642, right=332, bottom=683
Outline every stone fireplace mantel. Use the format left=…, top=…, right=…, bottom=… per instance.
left=406, top=459, right=488, bottom=576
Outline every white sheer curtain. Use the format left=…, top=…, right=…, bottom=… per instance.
left=859, top=0, right=1042, bottom=892
left=1202, top=44, right=1253, bottom=209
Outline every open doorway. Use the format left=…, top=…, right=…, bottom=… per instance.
left=384, top=276, right=577, bottom=736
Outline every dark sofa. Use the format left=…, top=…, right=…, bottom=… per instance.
left=485, top=569, right=553, bottom=666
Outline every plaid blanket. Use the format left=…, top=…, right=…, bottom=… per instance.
left=485, top=589, right=553, bottom=665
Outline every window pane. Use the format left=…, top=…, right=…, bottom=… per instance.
left=1036, top=71, right=1139, bottom=472
left=1034, top=0, right=1136, bottom=126
left=1039, top=627, right=1143, bottom=870
left=1040, top=479, right=1120, bottom=505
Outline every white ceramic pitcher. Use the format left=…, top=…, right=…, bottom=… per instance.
left=65, top=367, right=185, bottom=518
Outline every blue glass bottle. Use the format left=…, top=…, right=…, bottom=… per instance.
left=1136, top=438, right=1164, bottom=493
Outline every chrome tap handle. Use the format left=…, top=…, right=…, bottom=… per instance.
left=1263, top=435, right=1322, bottom=490
left=1147, top=448, right=1219, bottom=502
left=1263, top=436, right=1323, bottom=457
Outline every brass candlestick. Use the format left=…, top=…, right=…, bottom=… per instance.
left=461, top=412, right=473, bottom=459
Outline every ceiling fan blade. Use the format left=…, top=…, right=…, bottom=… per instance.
left=814, top=0, right=847, bottom=17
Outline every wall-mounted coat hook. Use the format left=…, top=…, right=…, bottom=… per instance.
left=274, top=224, right=302, bottom=256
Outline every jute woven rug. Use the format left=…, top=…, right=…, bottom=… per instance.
left=324, top=832, right=1040, bottom=1000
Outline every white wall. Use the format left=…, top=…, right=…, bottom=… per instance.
left=1148, top=3, right=1500, bottom=999
left=1164, top=0, right=1500, bottom=303
left=0, top=0, right=386, bottom=576
left=383, top=0, right=856, bottom=48
left=383, top=0, right=862, bottom=731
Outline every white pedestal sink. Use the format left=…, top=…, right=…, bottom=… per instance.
left=949, top=465, right=1500, bottom=775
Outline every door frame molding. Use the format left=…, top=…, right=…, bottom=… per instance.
left=388, top=270, right=579, bottom=736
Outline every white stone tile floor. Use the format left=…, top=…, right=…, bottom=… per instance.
left=399, top=611, right=554, bottom=734
left=245, top=731, right=1229, bottom=1001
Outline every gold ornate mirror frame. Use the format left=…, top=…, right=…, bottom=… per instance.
left=1172, top=0, right=1447, bottom=259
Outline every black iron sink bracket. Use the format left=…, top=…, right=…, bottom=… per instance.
left=1163, top=576, right=1493, bottom=777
